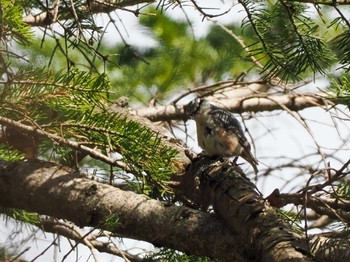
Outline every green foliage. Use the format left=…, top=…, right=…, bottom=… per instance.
left=332, top=30, right=350, bottom=71
left=333, top=179, right=350, bottom=200
left=0, top=68, right=109, bottom=123
left=66, top=111, right=179, bottom=191
left=108, top=8, right=255, bottom=103
left=240, top=0, right=334, bottom=81
left=2, top=208, right=40, bottom=226
left=144, top=248, right=220, bottom=262
left=0, top=0, right=33, bottom=45
left=103, top=213, right=120, bottom=231
left=0, top=245, right=19, bottom=262
left=327, top=73, right=350, bottom=106
left=276, top=209, right=304, bottom=233
left=0, top=144, right=23, bottom=161
left=0, top=68, right=179, bottom=193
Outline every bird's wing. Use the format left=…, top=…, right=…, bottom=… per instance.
left=208, top=107, right=248, bottom=146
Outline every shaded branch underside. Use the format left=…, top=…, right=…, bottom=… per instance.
left=1, top=159, right=349, bottom=260
left=0, top=160, right=244, bottom=261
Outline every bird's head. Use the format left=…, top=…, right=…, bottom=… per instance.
left=184, top=98, right=204, bottom=118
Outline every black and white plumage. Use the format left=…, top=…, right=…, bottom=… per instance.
left=184, top=98, right=258, bottom=174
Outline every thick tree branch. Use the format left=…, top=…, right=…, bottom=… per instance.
left=1, top=158, right=349, bottom=260
left=132, top=93, right=333, bottom=122
left=0, top=160, right=244, bottom=261
left=175, top=156, right=312, bottom=261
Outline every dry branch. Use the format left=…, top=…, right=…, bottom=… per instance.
left=288, top=0, right=350, bottom=5
left=272, top=192, right=350, bottom=222
left=40, top=218, right=142, bottom=261
left=133, top=93, right=333, bottom=122
left=23, top=0, right=155, bottom=26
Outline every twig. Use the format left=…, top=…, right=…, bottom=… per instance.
left=0, top=116, right=122, bottom=168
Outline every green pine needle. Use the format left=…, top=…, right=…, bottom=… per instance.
left=240, top=0, right=334, bottom=81
left=328, top=74, right=350, bottom=106
left=0, top=0, right=33, bottom=46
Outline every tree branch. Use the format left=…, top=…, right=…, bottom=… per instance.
left=0, top=160, right=244, bottom=261
left=0, top=108, right=190, bottom=171
left=175, top=156, right=312, bottom=261
left=288, top=0, right=350, bottom=5
left=1, top=157, right=348, bottom=260
left=40, top=218, right=142, bottom=261
left=133, top=93, right=334, bottom=122
left=272, top=192, right=350, bottom=222
left=23, top=0, right=155, bottom=27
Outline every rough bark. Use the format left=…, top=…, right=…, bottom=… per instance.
left=1, top=158, right=347, bottom=261
left=0, top=160, right=244, bottom=261
left=309, top=235, right=350, bottom=260
left=175, top=156, right=313, bottom=261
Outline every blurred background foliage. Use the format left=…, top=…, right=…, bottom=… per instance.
left=18, top=7, right=258, bottom=104
left=13, top=3, right=350, bottom=106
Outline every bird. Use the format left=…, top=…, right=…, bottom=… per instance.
left=184, top=98, right=258, bottom=174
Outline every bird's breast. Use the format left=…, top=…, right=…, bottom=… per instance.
left=196, top=122, right=242, bottom=157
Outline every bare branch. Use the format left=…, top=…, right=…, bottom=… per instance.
left=268, top=190, right=350, bottom=222
left=23, top=0, right=155, bottom=27
left=40, top=218, right=141, bottom=261
left=288, top=0, right=350, bottom=5
left=133, top=93, right=334, bottom=122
